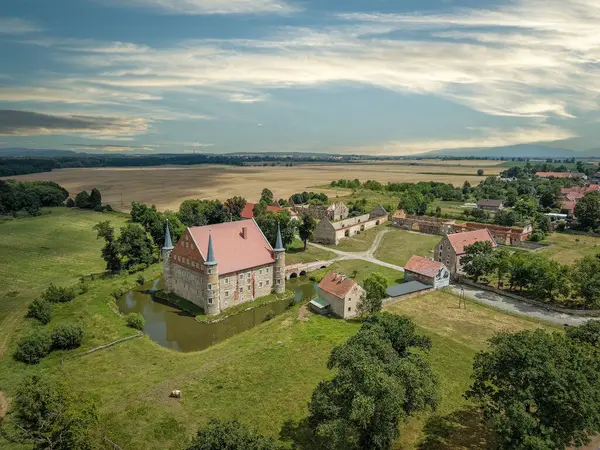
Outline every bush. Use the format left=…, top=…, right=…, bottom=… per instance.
left=14, top=330, right=52, bottom=364
left=127, top=313, right=145, bottom=330
left=111, top=287, right=128, bottom=299
left=104, top=204, right=113, bottom=212
left=41, top=283, right=76, bottom=303
left=529, top=231, right=546, bottom=242
left=78, top=281, right=89, bottom=295
left=51, top=324, right=84, bottom=350
left=26, top=298, right=52, bottom=325
left=66, top=198, right=75, bottom=208
left=136, top=274, right=146, bottom=285
left=557, top=220, right=566, bottom=232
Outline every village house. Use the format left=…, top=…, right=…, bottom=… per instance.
left=312, top=206, right=389, bottom=245
left=292, top=201, right=349, bottom=221
left=240, top=202, right=298, bottom=220
left=162, top=219, right=286, bottom=316
left=403, top=255, right=450, bottom=289
left=310, top=272, right=365, bottom=319
left=476, top=199, right=505, bottom=212
left=391, top=210, right=455, bottom=235
left=454, top=222, right=532, bottom=245
left=435, top=229, right=497, bottom=277
left=535, top=171, right=572, bottom=179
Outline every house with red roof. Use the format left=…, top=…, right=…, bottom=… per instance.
left=404, top=255, right=450, bottom=289
left=535, top=172, right=572, bottom=179
left=161, top=219, right=286, bottom=316
left=434, top=229, right=497, bottom=277
left=311, top=271, right=366, bottom=319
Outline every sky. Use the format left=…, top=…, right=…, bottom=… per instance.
left=0, top=0, right=599, bottom=155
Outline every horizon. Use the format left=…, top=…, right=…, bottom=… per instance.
left=1, top=0, right=600, bottom=155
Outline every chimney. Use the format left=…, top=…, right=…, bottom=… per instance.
left=242, top=226, right=248, bottom=239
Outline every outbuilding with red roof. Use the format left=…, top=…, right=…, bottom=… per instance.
left=435, top=229, right=497, bottom=277
left=404, top=255, right=450, bottom=289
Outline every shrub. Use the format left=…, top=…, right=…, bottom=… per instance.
left=529, top=231, right=545, bottom=242
left=26, top=299, right=52, bottom=325
left=127, top=313, right=145, bottom=330
left=288, top=297, right=296, bottom=308
left=65, top=198, right=75, bottom=208
left=78, top=281, right=89, bottom=295
left=41, top=283, right=76, bottom=303
left=111, top=287, right=128, bottom=299
left=51, top=324, right=84, bottom=350
left=136, top=274, right=146, bottom=285
left=14, top=330, right=52, bottom=364
left=104, top=204, right=113, bottom=212
left=557, top=220, right=566, bottom=232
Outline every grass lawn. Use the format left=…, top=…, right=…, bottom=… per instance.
left=309, top=259, right=405, bottom=286
left=540, top=232, right=600, bottom=265
left=286, top=238, right=337, bottom=265
left=374, top=229, right=441, bottom=267
left=323, top=222, right=389, bottom=252
left=0, top=209, right=559, bottom=450
left=0, top=207, right=129, bottom=359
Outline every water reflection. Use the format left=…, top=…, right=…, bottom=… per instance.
left=117, top=277, right=317, bottom=352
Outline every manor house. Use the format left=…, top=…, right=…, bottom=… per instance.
left=162, top=219, right=285, bottom=316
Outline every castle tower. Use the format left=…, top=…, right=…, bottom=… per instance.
left=204, top=233, right=221, bottom=316
left=162, top=220, right=174, bottom=292
left=273, top=222, right=286, bottom=294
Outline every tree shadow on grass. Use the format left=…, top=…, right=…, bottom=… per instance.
left=418, top=407, right=497, bottom=450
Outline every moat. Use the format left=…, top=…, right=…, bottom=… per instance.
left=117, top=277, right=318, bottom=352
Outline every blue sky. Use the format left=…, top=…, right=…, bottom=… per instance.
left=1, top=0, right=599, bottom=155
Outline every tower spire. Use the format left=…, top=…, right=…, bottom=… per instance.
left=205, top=233, right=217, bottom=266
left=163, top=219, right=174, bottom=250
left=274, top=222, right=285, bottom=252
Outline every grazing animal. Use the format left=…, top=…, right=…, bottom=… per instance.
left=170, top=390, right=181, bottom=398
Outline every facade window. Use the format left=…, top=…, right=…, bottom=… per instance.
left=239, top=273, right=243, bottom=279
left=208, top=298, right=213, bottom=304
left=266, top=267, right=269, bottom=273
left=239, top=288, right=243, bottom=293
left=259, top=269, right=263, bottom=275
left=247, top=286, right=251, bottom=292
left=266, top=280, right=270, bottom=286
left=225, top=291, right=229, bottom=297
left=348, top=307, right=351, bottom=312
left=207, top=268, right=213, bottom=275
left=259, top=281, right=263, bottom=288
left=276, top=280, right=281, bottom=285
left=207, top=283, right=212, bottom=290
left=247, top=272, right=251, bottom=279
left=225, top=277, right=230, bottom=284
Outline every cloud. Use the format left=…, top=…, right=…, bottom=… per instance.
left=181, top=141, right=215, bottom=147
left=64, top=143, right=155, bottom=151
left=96, top=0, right=299, bottom=15
left=0, top=86, right=161, bottom=105
left=228, top=93, right=270, bottom=103
left=0, top=17, right=42, bottom=34
left=0, top=110, right=149, bottom=138
left=334, top=126, right=576, bottom=156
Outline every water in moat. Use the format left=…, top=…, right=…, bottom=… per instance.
left=116, top=277, right=318, bottom=352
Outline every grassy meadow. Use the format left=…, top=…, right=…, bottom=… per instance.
left=540, top=232, right=600, bottom=264
left=374, top=229, right=441, bottom=267
left=285, top=238, right=337, bottom=265
left=0, top=208, right=558, bottom=450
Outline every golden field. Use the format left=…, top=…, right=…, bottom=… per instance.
left=5, top=161, right=502, bottom=211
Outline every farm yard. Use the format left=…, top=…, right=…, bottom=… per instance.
left=0, top=207, right=560, bottom=450
left=374, top=229, right=441, bottom=267
left=4, top=161, right=504, bottom=212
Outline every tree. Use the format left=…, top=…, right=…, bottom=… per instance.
left=494, top=247, right=512, bottom=289
left=284, top=313, right=437, bottom=450
left=359, top=272, right=388, bottom=315
left=65, top=198, right=75, bottom=208
left=534, top=213, right=551, bottom=234
left=572, top=255, right=600, bottom=308
left=575, top=192, right=600, bottom=229
left=117, top=224, right=154, bottom=269
left=88, top=188, right=102, bottom=209
left=513, top=196, right=538, bottom=219
left=224, top=196, right=247, bottom=220
left=462, top=180, right=471, bottom=195
left=93, top=221, right=122, bottom=272
left=465, top=329, right=600, bottom=450
left=255, top=210, right=295, bottom=248
left=539, top=189, right=558, bottom=208
left=260, top=188, right=274, bottom=205
left=74, top=190, right=90, bottom=209
left=252, top=202, right=267, bottom=218
left=26, top=298, right=52, bottom=325
left=298, top=214, right=316, bottom=250
left=504, top=188, right=518, bottom=207
left=477, top=169, right=484, bottom=176
left=461, top=241, right=496, bottom=282
left=567, top=320, right=600, bottom=349
left=1, top=375, right=98, bottom=449
left=187, top=419, right=282, bottom=450
left=494, top=210, right=519, bottom=227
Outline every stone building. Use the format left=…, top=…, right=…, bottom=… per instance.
left=476, top=199, right=504, bottom=212
left=293, top=202, right=349, bottom=221
left=310, top=271, right=365, bottom=319
left=391, top=210, right=455, bottom=235
left=453, top=222, right=532, bottom=245
left=435, top=229, right=497, bottom=277
left=312, top=206, right=388, bottom=245
left=403, top=255, right=450, bottom=289
left=162, top=219, right=285, bottom=316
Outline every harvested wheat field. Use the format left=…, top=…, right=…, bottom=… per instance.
left=6, top=162, right=502, bottom=211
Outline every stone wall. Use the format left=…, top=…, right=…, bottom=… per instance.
left=170, top=263, right=204, bottom=309
left=434, top=237, right=459, bottom=276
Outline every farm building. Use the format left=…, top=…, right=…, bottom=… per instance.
left=476, top=199, right=504, bottom=212
left=391, top=210, right=455, bottom=235
left=310, top=271, right=365, bottom=319
left=454, top=222, right=532, bottom=245
left=312, top=206, right=388, bottom=245
left=404, top=255, right=450, bottom=289
left=293, top=202, right=349, bottom=221
left=435, top=229, right=497, bottom=277
left=241, top=202, right=286, bottom=219
left=162, top=220, right=285, bottom=316
left=535, top=172, right=572, bottom=179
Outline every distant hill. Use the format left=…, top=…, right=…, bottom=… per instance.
left=427, top=144, right=599, bottom=159
left=0, top=148, right=81, bottom=157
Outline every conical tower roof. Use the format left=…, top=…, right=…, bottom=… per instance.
left=274, top=222, right=285, bottom=252
left=205, top=233, right=217, bottom=266
left=162, top=219, right=174, bottom=250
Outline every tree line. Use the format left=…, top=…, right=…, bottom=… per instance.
left=0, top=180, right=68, bottom=216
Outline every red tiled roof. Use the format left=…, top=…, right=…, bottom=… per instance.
left=560, top=200, right=577, bottom=214
left=447, top=229, right=497, bottom=255
left=187, top=219, right=274, bottom=274
left=318, top=272, right=360, bottom=299
left=566, top=192, right=585, bottom=201
left=456, top=222, right=527, bottom=234
left=241, top=202, right=284, bottom=219
left=536, top=172, right=572, bottom=178
left=560, top=185, right=600, bottom=195
left=404, top=256, right=445, bottom=278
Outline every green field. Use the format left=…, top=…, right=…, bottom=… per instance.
left=374, top=229, right=441, bottom=267
left=540, top=232, right=600, bottom=265
left=285, top=238, right=337, bottom=265
left=323, top=222, right=390, bottom=252
left=0, top=209, right=557, bottom=450
left=0, top=208, right=129, bottom=359
left=309, top=259, right=405, bottom=286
